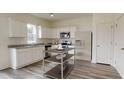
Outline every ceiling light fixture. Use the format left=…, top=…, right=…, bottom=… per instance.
left=50, top=13, right=54, bottom=17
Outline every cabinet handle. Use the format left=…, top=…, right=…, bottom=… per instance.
left=121, top=48, right=124, bottom=50
left=97, top=45, right=100, bottom=47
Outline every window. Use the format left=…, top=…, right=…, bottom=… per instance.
left=37, top=25, right=42, bottom=38
left=27, top=24, right=42, bottom=44
left=27, top=24, right=37, bottom=43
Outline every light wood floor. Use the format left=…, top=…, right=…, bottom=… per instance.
left=0, top=60, right=121, bottom=79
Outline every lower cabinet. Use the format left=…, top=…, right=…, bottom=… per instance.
left=10, top=46, right=45, bottom=69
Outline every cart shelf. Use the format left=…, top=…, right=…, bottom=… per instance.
left=45, top=54, right=73, bottom=64
left=45, top=64, right=74, bottom=79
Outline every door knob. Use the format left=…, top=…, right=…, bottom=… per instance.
left=121, top=48, right=124, bottom=50
left=97, top=45, right=100, bottom=47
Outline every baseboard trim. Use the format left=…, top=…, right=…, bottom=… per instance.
left=96, top=63, right=110, bottom=66
left=113, top=65, right=124, bottom=79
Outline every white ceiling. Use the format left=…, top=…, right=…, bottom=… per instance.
left=31, top=13, right=92, bottom=21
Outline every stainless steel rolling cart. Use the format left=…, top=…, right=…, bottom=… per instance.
left=42, top=48, right=75, bottom=79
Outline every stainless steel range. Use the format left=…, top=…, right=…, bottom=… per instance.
left=45, top=44, right=51, bottom=58
left=61, top=40, right=72, bottom=48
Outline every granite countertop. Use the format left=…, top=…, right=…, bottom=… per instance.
left=8, top=43, right=59, bottom=49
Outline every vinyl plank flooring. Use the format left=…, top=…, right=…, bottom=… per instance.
left=0, top=60, right=122, bottom=79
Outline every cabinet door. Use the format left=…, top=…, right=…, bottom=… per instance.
left=54, top=28, right=60, bottom=38
left=70, top=27, right=76, bottom=38
left=32, top=47, right=44, bottom=62
left=16, top=48, right=31, bottom=67
left=51, top=28, right=56, bottom=38
left=41, top=27, right=47, bottom=38
left=51, top=28, right=59, bottom=38
left=42, top=27, right=52, bottom=38
left=9, top=19, right=27, bottom=37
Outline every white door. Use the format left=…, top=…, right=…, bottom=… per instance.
left=96, top=23, right=113, bottom=64
left=115, top=16, right=124, bottom=76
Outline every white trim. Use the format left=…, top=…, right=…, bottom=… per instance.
left=111, top=63, right=123, bottom=79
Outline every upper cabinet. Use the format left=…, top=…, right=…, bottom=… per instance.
left=46, top=28, right=53, bottom=38
left=40, top=27, right=59, bottom=38
left=37, top=26, right=77, bottom=39
left=51, top=28, right=60, bottom=38
left=33, top=26, right=77, bottom=39
left=70, top=26, right=76, bottom=38
left=40, top=27, right=51, bottom=38
left=8, top=18, right=27, bottom=37
left=54, top=26, right=76, bottom=39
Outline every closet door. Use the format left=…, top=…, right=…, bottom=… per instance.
left=96, top=23, right=113, bottom=64
left=115, top=15, right=124, bottom=76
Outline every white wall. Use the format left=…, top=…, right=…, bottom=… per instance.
left=52, top=15, right=92, bottom=31
left=0, top=17, right=10, bottom=70
left=92, top=13, right=122, bottom=63
left=0, top=13, right=51, bottom=70
left=51, top=15, right=93, bottom=61
left=5, top=13, right=51, bottom=45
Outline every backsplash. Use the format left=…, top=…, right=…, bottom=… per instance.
left=8, top=37, right=27, bottom=45
left=8, top=37, right=60, bottom=45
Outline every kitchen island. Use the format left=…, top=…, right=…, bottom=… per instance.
left=43, top=48, right=75, bottom=79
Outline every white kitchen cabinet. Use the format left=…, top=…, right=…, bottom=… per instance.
left=51, top=28, right=60, bottom=38
left=50, top=28, right=55, bottom=38
left=56, top=28, right=60, bottom=38
left=70, top=27, right=76, bottom=38
left=45, top=27, right=50, bottom=38
left=10, top=46, right=45, bottom=69
left=46, top=28, right=53, bottom=38
left=40, top=26, right=76, bottom=39
left=9, top=18, right=27, bottom=37
left=41, top=27, right=47, bottom=38
left=41, top=27, right=53, bottom=38
left=16, top=48, right=32, bottom=68
left=32, top=46, right=44, bottom=62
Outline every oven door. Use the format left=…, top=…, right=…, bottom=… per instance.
left=45, top=45, right=51, bottom=58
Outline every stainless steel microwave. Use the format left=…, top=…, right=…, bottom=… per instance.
left=60, top=32, right=70, bottom=39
